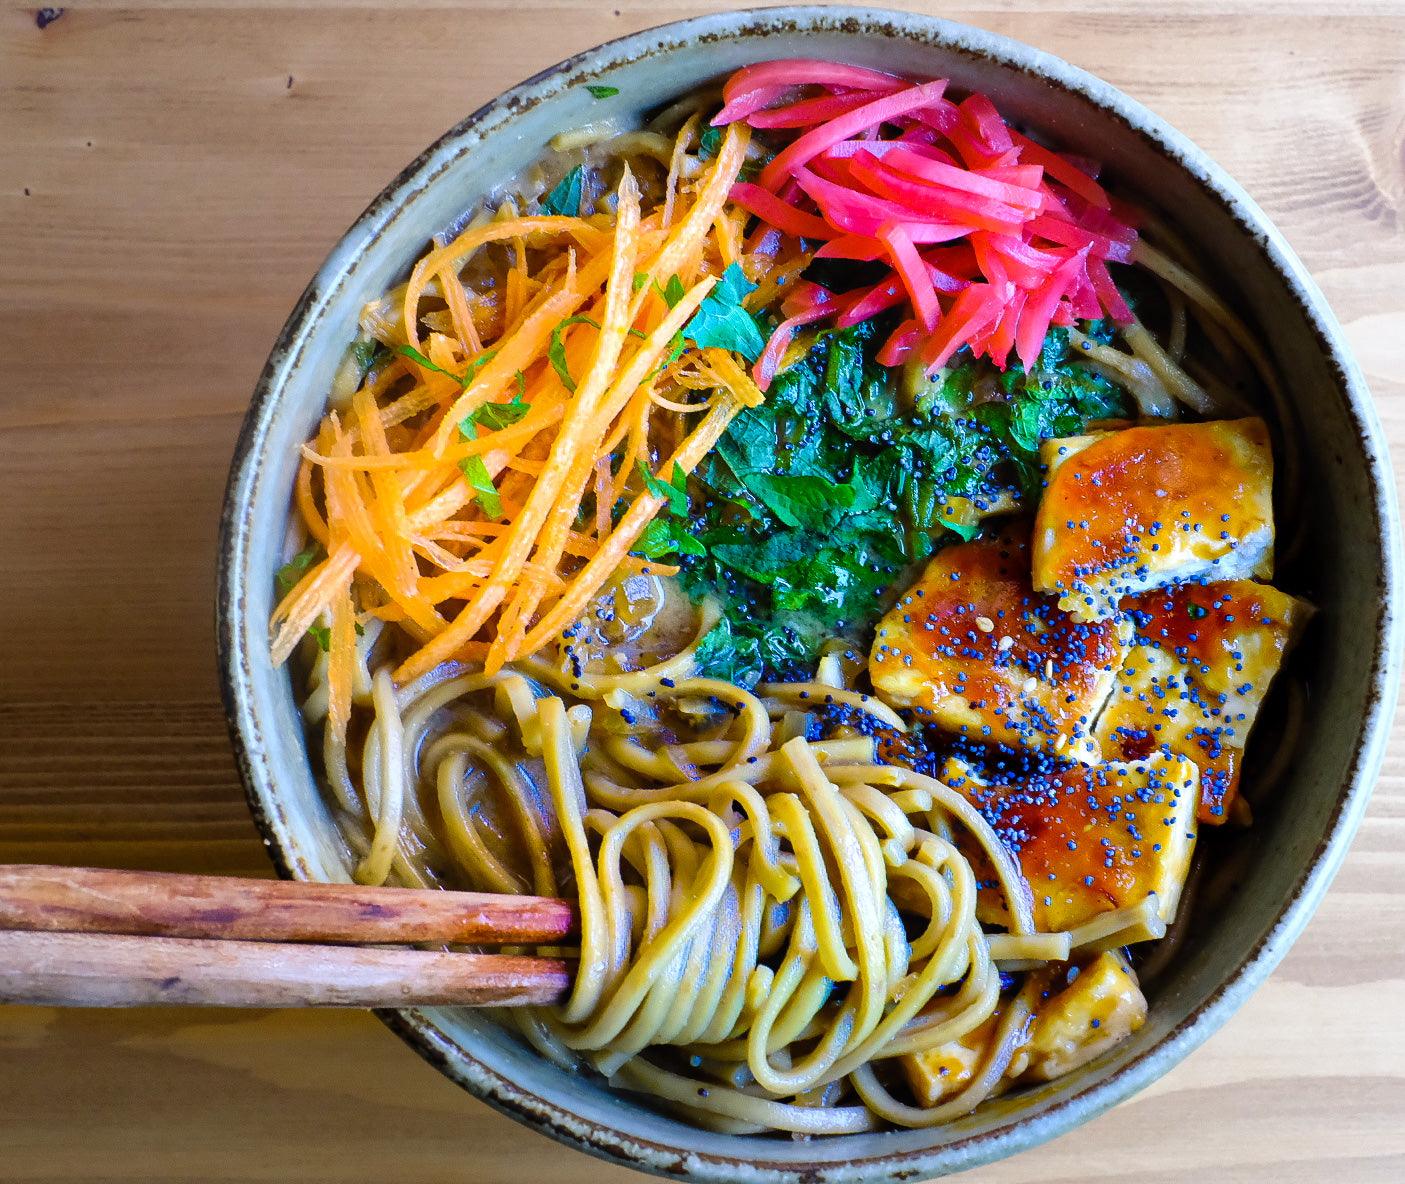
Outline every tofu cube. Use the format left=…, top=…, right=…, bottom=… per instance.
left=870, top=529, right=1129, bottom=763
left=900, top=1014, right=998, bottom=1108
left=901, top=951, right=1147, bottom=1102
left=1020, top=951, right=1147, bottom=1082
left=1094, top=578, right=1311, bottom=823
left=946, top=753, right=1200, bottom=933
left=1032, top=418, right=1275, bottom=622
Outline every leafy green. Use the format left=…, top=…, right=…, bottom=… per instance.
left=632, top=462, right=699, bottom=561
left=585, top=84, right=619, bottom=99
left=397, top=344, right=496, bottom=388
left=698, top=126, right=722, bottom=159
left=541, top=166, right=584, bottom=216
left=637, top=516, right=705, bottom=559
left=548, top=315, right=646, bottom=391
left=660, top=274, right=685, bottom=309
left=461, top=391, right=529, bottom=435
left=350, top=339, right=385, bottom=384
left=673, top=316, right=1129, bottom=686
left=683, top=261, right=766, bottom=360
left=458, top=454, right=503, bottom=518
left=275, top=545, right=322, bottom=597
left=307, top=624, right=331, bottom=652
left=637, top=461, right=687, bottom=517
left=548, top=315, right=596, bottom=392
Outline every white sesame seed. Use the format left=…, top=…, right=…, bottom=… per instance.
left=1021, top=677, right=1037, bottom=694
left=998, top=635, right=1014, bottom=651
left=1045, top=659, right=1054, bottom=680
left=976, top=616, right=995, bottom=633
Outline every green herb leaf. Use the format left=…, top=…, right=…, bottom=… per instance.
left=350, top=339, right=384, bottom=384
left=636, top=516, right=705, bottom=560
left=585, top=84, right=620, bottom=99
left=699, top=126, right=722, bottom=159
left=458, top=454, right=503, bottom=518
left=637, top=461, right=688, bottom=517
left=660, top=274, right=685, bottom=308
left=275, top=545, right=322, bottom=597
left=541, top=165, right=585, bottom=217
left=632, top=272, right=649, bottom=292
left=1186, top=603, right=1208, bottom=620
left=308, top=624, right=331, bottom=652
left=397, top=344, right=497, bottom=388
left=683, top=262, right=766, bottom=360
left=548, top=315, right=597, bottom=392
left=461, top=392, right=530, bottom=435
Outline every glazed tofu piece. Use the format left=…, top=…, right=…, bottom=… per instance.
left=870, top=530, right=1129, bottom=763
left=1031, top=419, right=1275, bottom=622
left=900, top=1013, right=999, bottom=1107
left=901, top=951, right=1147, bottom=1103
left=945, top=753, right=1200, bottom=933
left=1094, top=579, right=1311, bottom=824
left=1019, top=951, right=1147, bottom=1082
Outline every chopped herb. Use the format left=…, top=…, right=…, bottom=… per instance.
left=659, top=274, right=685, bottom=308
left=683, top=261, right=766, bottom=361
left=637, top=516, right=705, bottom=560
left=308, top=624, right=331, bottom=652
left=548, top=315, right=596, bottom=392
left=585, top=84, right=620, bottom=99
left=458, top=454, right=503, bottom=518
left=632, top=272, right=649, bottom=292
left=275, top=545, right=321, bottom=597
left=541, top=165, right=585, bottom=217
left=354, top=621, right=365, bottom=637
left=548, top=315, right=645, bottom=391
left=1187, top=603, right=1209, bottom=620
left=397, top=344, right=497, bottom=388
left=461, top=391, right=530, bottom=435
left=350, top=338, right=385, bottom=384
left=699, top=126, right=722, bottom=159
left=637, top=460, right=688, bottom=516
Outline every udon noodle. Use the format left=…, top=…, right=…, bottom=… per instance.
left=274, top=60, right=1309, bottom=1134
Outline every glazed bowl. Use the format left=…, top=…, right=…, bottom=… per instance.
left=217, top=6, right=1402, bottom=1181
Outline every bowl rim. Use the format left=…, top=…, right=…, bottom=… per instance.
left=217, top=6, right=1404, bottom=1181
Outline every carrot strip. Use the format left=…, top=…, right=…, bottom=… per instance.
left=396, top=171, right=645, bottom=683
left=515, top=393, right=742, bottom=654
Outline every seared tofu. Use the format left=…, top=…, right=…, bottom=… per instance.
left=901, top=951, right=1147, bottom=1102
left=945, top=753, right=1200, bottom=933
left=1032, top=419, right=1275, bottom=622
left=1019, top=951, right=1147, bottom=1082
left=870, top=530, right=1129, bottom=763
left=900, top=1014, right=998, bottom=1107
left=1094, top=579, right=1311, bottom=824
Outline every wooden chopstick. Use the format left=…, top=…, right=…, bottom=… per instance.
left=0, top=864, right=577, bottom=944
left=0, top=864, right=578, bottom=1010
left=0, top=931, right=570, bottom=1008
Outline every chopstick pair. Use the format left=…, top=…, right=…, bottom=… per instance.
left=0, top=865, right=577, bottom=1009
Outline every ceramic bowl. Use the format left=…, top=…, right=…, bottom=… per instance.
left=217, top=6, right=1402, bottom=1181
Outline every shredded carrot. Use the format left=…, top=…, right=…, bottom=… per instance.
left=272, top=124, right=755, bottom=683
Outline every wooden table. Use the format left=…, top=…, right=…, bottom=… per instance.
left=3, top=1, right=1403, bottom=1179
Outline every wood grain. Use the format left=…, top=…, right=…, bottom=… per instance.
left=0, top=864, right=578, bottom=944
left=0, top=931, right=571, bottom=1008
left=1, top=0, right=1402, bottom=1179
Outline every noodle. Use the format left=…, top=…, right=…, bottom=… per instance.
left=324, top=642, right=1066, bottom=1131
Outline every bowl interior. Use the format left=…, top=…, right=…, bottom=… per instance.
left=219, top=8, right=1400, bottom=1182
